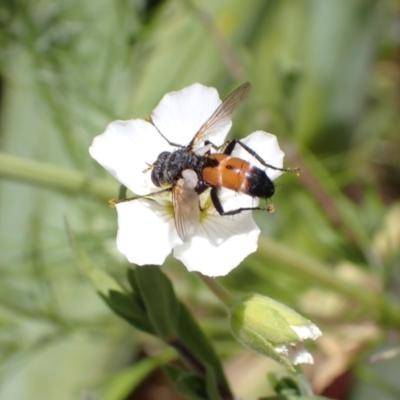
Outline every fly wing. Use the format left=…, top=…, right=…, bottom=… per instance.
left=188, top=82, right=251, bottom=150
left=172, top=169, right=200, bottom=241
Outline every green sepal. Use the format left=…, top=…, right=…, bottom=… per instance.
left=230, top=295, right=301, bottom=370
left=230, top=294, right=300, bottom=346
left=235, top=324, right=295, bottom=371
left=135, top=266, right=180, bottom=341
left=258, top=296, right=318, bottom=331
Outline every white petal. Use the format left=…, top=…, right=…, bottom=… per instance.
left=173, top=211, right=260, bottom=276
left=217, top=188, right=260, bottom=213
left=151, top=83, right=231, bottom=147
left=115, top=200, right=181, bottom=266
left=274, top=343, right=314, bottom=365
left=288, top=343, right=314, bottom=365
left=232, top=131, right=284, bottom=181
left=90, top=119, right=172, bottom=195
left=291, top=324, right=322, bottom=341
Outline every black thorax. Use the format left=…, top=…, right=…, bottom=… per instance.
left=151, top=149, right=213, bottom=187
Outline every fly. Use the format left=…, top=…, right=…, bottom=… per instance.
left=111, top=82, right=299, bottom=240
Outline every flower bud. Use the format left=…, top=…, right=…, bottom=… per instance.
left=229, top=294, right=321, bottom=370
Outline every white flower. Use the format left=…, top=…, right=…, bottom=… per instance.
left=89, top=83, right=284, bottom=276
left=275, top=324, right=322, bottom=365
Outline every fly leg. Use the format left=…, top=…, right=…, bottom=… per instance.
left=109, top=187, right=172, bottom=208
left=210, top=187, right=274, bottom=216
left=194, top=180, right=211, bottom=212
left=203, top=140, right=232, bottom=154
left=205, top=139, right=300, bottom=175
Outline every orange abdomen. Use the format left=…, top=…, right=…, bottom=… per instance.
left=202, top=154, right=251, bottom=192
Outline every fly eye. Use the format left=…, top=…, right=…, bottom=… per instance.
left=151, top=151, right=170, bottom=187
left=151, top=168, right=160, bottom=187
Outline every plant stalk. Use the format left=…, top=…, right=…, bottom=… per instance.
left=197, top=273, right=237, bottom=308
left=0, top=152, right=117, bottom=201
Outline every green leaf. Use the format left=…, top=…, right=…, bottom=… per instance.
left=127, top=268, right=147, bottom=307
left=102, top=348, right=176, bottom=400
left=64, top=215, right=122, bottom=296
left=176, top=303, right=231, bottom=396
left=135, top=266, right=180, bottom=341
left=260, top=396, right=333, bottom=400
left=127, top=268, right=140, bottom=292
left=132, top=268, right=232, bottom=398
left=103, top=290, right=154, bottom=335
left=204, top=363, right=223, bottom=400
left=269, top=372, right=312, bottom=396
left=262, top=372, right=333, bottom=399
left=65, top=217, right=156, bottom=334
left=164, top=363, right=223, bottom=400
left=163, top=365, right=209, bottom=400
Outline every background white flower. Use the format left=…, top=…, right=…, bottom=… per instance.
left=89, top=83, right=284, bottom=276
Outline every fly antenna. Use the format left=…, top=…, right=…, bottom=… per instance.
left=145, top=115, right=184, bottom=148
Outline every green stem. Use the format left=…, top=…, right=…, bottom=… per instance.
left=197, top=273, right=237, bottom=308
left=0, top=152, right=117, bottom=201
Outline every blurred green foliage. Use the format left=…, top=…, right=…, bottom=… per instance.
left=1, top=0, right=400, bottom=399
